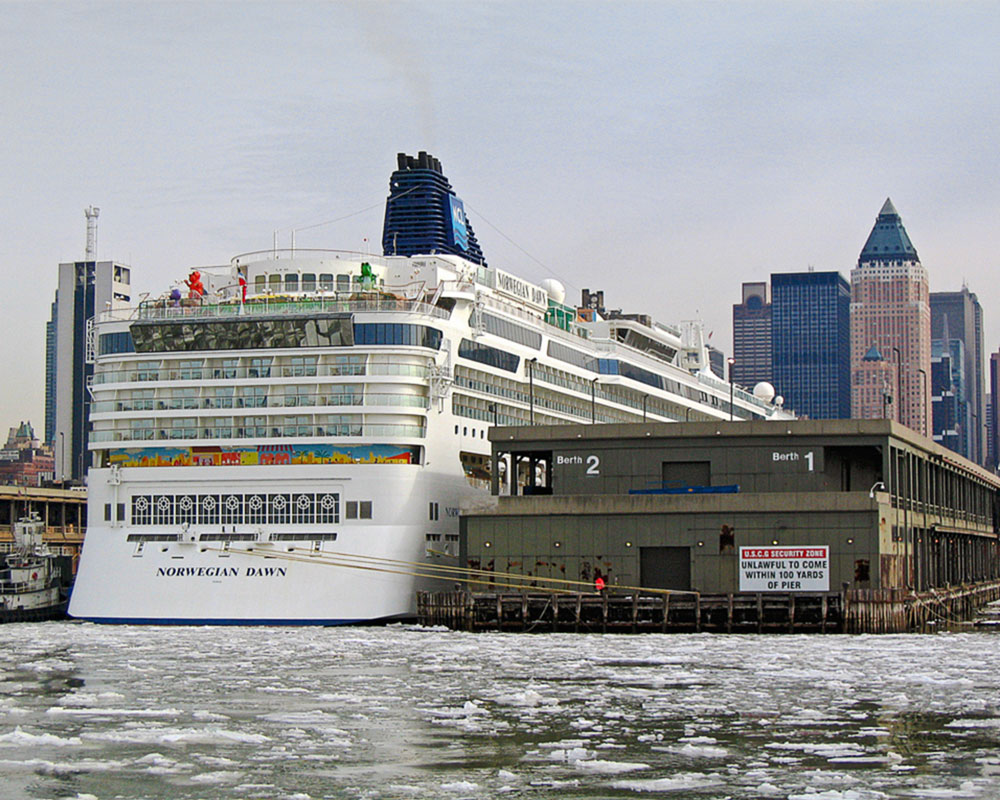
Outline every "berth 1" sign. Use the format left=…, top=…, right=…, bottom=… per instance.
left=738, top=546, right=830, bottom=592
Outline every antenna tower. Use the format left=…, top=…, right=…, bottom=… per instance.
left=85, top=206, right=100, bottom=260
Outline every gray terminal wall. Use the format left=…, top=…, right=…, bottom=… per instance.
left=462, top=494, right=880, bottom=594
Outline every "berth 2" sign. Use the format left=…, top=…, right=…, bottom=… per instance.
left=738, top=546, right=829, bottom=592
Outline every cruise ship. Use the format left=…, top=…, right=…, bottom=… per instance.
left=68, top=153, right=792, bottom=624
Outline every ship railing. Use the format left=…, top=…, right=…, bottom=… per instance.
left=231, top=248, right=396, bottom=268
left=97, top=294, right=451, bottom=325
left=92, top=362, right=431, bottom=385
left=0, top=578, right=42, bottom=594
left=138, top=296, right=450, bottom=321
left=697, top=371, right=775, bottom=412
left=90, top=393, right=430, bottom=414
left=89, top=423, right=427, bottom=444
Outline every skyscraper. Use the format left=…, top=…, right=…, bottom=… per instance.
left=850, top=199, right=931, bottom=434
left=732, top=282, right=771, bottom=388
left=930, top=287, right=984, bottom=463
left=44, top=295, right=57, bottom=445
left=990, top=352, right=1000, bottom=469
left=771, top=271, right=851, bottom=419
left=382, top=152, right=487, bottom=265
left=931, top=337, right=968, bottom=455
left=53, top=260, right=131, bottom=481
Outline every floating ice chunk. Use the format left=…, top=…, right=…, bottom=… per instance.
left=611, top=772, right=725, bottom=792
left=0, top=726, right=82, bottom=746
left=670, top=742, right=728, bottom=758
left=440, top=780, right=479, bottom=792
left=571, top=758, right=650, bottom=774
left=189, top=770, right=243, bottom=784
left=787, top=791, right=890, bottom=799
left=946, top=718, right=1000, bottom=729
left=493, top=689, right=556, bottom=707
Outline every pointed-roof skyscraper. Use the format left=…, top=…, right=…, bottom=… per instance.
left=381, top=152, right=487, bottom=265
left=850, top=199, right=931, bottom=434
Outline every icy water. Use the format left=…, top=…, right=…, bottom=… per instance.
left=1, top=625, right=999, bottom=800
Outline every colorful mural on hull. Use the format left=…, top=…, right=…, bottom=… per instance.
left=109, top=444, right=419, bottom=468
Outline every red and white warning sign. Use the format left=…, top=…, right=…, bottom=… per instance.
left=738, top=546, right=829, bottom=592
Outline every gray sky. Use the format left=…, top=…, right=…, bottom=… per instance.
left=2, top=1, right=998, bottom=431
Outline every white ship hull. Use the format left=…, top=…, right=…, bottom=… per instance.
left=70, top=463, right=469, bottom=624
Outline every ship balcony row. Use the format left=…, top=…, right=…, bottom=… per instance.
left=92, top=362, right=431, bottom=385
left=100, top=294, right=452, bottom=325
left=89, top=393, right=430, bottom=413
left=89, top=421, right=427, bottom=444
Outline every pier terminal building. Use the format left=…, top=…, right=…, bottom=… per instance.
left=460, top=419, right=1000, bottom=595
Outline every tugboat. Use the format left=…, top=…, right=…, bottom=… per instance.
left=0, top=513, right=68, bottom=622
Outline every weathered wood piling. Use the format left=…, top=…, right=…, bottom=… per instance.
left=417, top=579, right=1000, bottom=634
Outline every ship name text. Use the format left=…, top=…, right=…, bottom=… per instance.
left=155, top=566, right=288, bottom=578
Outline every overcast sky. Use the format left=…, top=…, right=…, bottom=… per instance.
left=2, top=1, right=998, bottom=431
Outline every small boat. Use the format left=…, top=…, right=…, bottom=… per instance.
left=0, top=513, right=68, bottom=622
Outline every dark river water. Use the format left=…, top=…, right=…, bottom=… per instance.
left=1, top=623, right=998, bottom=799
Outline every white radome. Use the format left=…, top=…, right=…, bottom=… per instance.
left=753, top=382, right=776, bottom=403
left=540, top=278, right=566, bottom=305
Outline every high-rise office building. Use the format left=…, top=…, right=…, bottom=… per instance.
left=732, top=282, right=771, bottom=388
left=850, top=199, right=931, bottom=434
left=44, top=295, right=57, bottom=445
left=990, top=352, right=1000, bottom=470
left=930, top=287, right=984, bottom=463
left=931, top=338, right=968, bottom=455
left=382, top=152, right=487, bottom=265
left=52, top=260, right=131, bottom=481
left=987, top=392, right=995, bottom=470
left=771, top=271, right=851, bottom=419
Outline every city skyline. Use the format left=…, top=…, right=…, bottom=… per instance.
left=2, top=2, right=999, bottom=427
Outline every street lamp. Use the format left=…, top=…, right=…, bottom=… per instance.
left=527, top=358, right=537, bottom=424
left=727, top=357, right=736, bottom=421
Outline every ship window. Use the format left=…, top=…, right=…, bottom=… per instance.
left=353, top=323, right=443, bottom=349
left=360, top=501, right=372, bottom=519
left=292, top=493, right=315, bottom=524
left=284, top=274, right=299, bottom=292
left=255, top=275, right=266, bottom=292
left=248, top=358, right=271, bottom=378
left=319, top=273, right=334, bottom=290
left=152, top=495, right=175, bottom=525
left=221, top=494, right=243, bottom=525
left=117, top=503, right=125, bottom=522
left=131, top=495, right=152, bottom=525
left=337, top=274, right=351, bottom=292
left=301, top=273, right=316, bottom=291
left=268, top=493, right=291, bottom=524
left=346, top=501, right=358, bottom=519
left=176, top=494, right=197, bottom=524
left=268, top=274, right=281, bottom=290
left=104, top=503, right=112, bottom=521
left=99, top=331, right=135, bottom=355
left=458, top=339, right=520, bottom=373
left=197, top=495, right=220, bottom=525
left=472, top=311, right=543, bottom=350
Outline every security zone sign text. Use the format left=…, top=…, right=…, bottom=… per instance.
left=738, top=546, right=829, bottom=592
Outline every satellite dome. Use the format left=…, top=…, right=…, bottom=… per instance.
left=540, top=278, right=565, bottom=304
left=752, top=382, right=776, bottom=402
